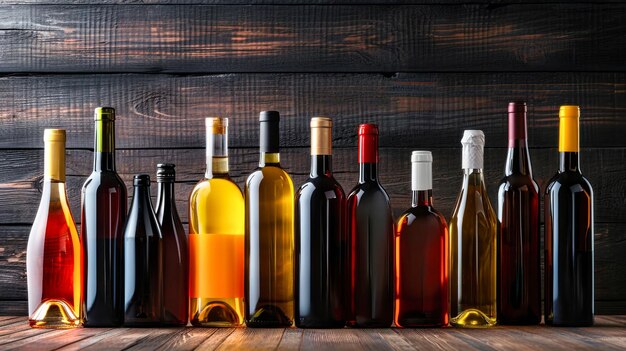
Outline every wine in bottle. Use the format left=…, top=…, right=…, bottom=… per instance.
left=81, top=107, right=127, bottom=327
left=295, top=117, right=347, bottom=328
left=124, top=174, right=163, bottom=326
left=449, top=130, right=498, bottom=328
left=545, top=105, right=594, bottom=326
left=189, top=117, right=245, bottom=327
left=155, top=164, right=188, bottom=326
left=395, top=151, right=448, bottom=327
left=347, top=123, right=394, bottom=328
left=27, top=129, right=82, bottom=329
left=497, top=102, right=541, bottom=325
left=245, top=111, right=295, bottom=327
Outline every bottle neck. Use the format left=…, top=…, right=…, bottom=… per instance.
left=359, top=162, right=378, bottom=183
left=505, top=139, right=532, bottom=176
left=260, top=152, right=280, bottom=167
left=411, top=189, right=432, bottom=207
left=310, top=155, right=332, bottom=177
left=206, top=131, right=229, bottom=179
left=156, top=180, right=177, bottom=216
left=131, top=184, right=153, bottom=212
left=94, top=119, right=116, bottom=172
left=44, top=140, right=65, bottom=182
left=559, top=152, right=580, bottom=173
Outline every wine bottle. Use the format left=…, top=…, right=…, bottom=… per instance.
left=155, top=164, right=188, bottom=326
left=188, top=117, right=245, bottom=327
left=347, top=123, right=394, bottom=328
left=449, top=130, right=497, bottom=328
left=27, top=129, right=82, bottom=329
left=124, top=174, right=163, bottom=326
left=545, top=105, right=594, bottom=326
left=295, top=117, right=347, bottom=328
left=81, top=107, right=127, bottom=327
left=497, top=102, right=541, bottom=325
left=395, top=151, right=448, bottom=327
left=245, top=111, right=295, bottom=327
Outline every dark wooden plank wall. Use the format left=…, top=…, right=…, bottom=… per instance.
left=0, top=1, right=624, bottom=315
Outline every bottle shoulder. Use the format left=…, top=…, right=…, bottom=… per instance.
left=498, top=173, right=540, bottom=194
left=245, top=165, right=294, bottom=190
left=398, top=205, right=447, bottom=228
left=189, top=177, right=244, bottom=203
left=297, top=174, right=345, bottom=196
left=347, top=180, right=390, bottom=201
left=83, top=171, right=127, bottom=190
left=545, top=170, right=593, bottom=196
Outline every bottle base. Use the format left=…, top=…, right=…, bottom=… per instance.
left=29, top=300, right=81, bottom=329
left=246, top=305, right=293, bottom=328
left=450, top=309, right=496, bottom=328
left=191, top=300, right=243, bottom=327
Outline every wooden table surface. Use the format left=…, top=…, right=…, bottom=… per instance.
left=0, top=316, right=625, bottom=350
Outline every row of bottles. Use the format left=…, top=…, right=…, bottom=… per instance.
left=26, top=103, right=594, bottom=329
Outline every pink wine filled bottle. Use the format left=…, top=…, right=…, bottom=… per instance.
left=395, top=151, right=449, bottom=327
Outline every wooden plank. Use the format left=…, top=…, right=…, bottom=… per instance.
left=0, top=73, right=625, bottom=149
left=193, top=328, right=236, bottom=349
left=0, top=147, right=625, bottom=224
left=0, top=4, right=624, bottom=73
left=3, top=1, right=625, bottom=5
left=4, top=328, right=114, bottom=351
left=215, top=328, right=285, bottom=350
left=56, top=328, right=128, bottom=351
left=152, top=328, right=220, bottom=351
left=77, top=328, right=176, bottom=351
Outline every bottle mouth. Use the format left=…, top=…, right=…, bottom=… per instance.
left=133, top=174, right=151, bottom=186
left=259, top=111, right=280, bottom=122
left=358, top=123, right=378, bottom=136
left=508, top=101, right=527, bottom=114
left=156, top=163, right=176, bottom=181
left=94, top=107, right=116, bottom=121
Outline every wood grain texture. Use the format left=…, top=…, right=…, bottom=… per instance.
left=0, top=317, right=623, bottom=350
left=0, top=4, right=625, bottom=73
left=4, top=1, right=625, bottom=4
left=1, top=147, right=624, bottom=224
left=0, top=73, right=625, bottom=149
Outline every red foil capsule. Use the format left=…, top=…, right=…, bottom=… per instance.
left=358, top=124, right=379, bottom=163
left=508, top=102, right=527, bottom=147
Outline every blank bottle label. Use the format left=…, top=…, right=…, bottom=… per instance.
left=189, top=233, right=244, bottom=298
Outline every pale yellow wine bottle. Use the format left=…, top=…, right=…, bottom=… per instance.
left=244, top=111, right=295, bottom=327
left=449, top=130, right=498, bottom=327
left=188, top=117, right=245, bottom=327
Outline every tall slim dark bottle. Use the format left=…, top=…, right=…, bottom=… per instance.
left=347, top=124, right=394, bottom=328
left=124, top=174, right=163, bottom=326
left=545, top=105, right=594, bottom=326
left=81, top=107, right=127, bottom=327
left=497, top=102, right=541, bottom=325
left=395, top=151, right=449, bottom=327
left=155, top=164, right=188, bottom=326
left=245, top=111, right=295, bottom=327
left=295, top=117, right=347, bottom=328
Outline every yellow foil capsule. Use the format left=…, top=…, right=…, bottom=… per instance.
left=559, top=105, right=580, bottom=153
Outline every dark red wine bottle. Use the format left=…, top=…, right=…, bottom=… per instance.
left=545, top=105, right=594, bottom=326
left=124, top=174, right=163, bottom=326
left=395, top=151, right=448, bottom=327
left=295, top=117, right=347, bottom=328
left=347, top=124, right=394, bottom=328
left=81, top=107, right=127, bottom=327
left=155, top=164, right=189, bottom=326
left=497, top=102, right=541, bottom=325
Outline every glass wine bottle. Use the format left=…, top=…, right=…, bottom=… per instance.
left=124, top=174, right=163, bottom=326
left=395, top=151, right=448, bottom=327
left=347, top=123, right=394, bottom=328
left=449, top=130, right=498, bottom=328
left=81, top=107, right=127, bottom=327
left=295, top=117, right=347, bottom=328
left=188, top=117, right=245, bottom=327
left=245, top=111, right=295, bottom=327
left=155, top=164, right=188, bottom=326
left=497, top=102, right=541, bottom=325
left=545, top=105, right=594, bottom=326
left=27, top=129, right=82, bottom=329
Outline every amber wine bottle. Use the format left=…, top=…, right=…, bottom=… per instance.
left=27, top=129, right=82, bottom=329
left=188, top=117, right=245, bottom=327
left=449, top=130, right=498, bottom=328
left=245, top=111, right=295, bottom=327
left=544, top=106, right=594, bottom=326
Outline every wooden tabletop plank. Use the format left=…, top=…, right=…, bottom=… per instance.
left=153, top=328, right=220, bottom=351
left=193, top=328, right=236, bottom=350
left=276, top=328, right=303, bottom=350
left=215, top=328, right=285, bottom=351
left=3, top=328, right=113, bottom=351
left=75, top=328, right=175, bottom=351
left=56, top=328, right=128, bottom=351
